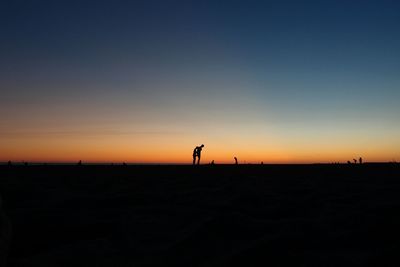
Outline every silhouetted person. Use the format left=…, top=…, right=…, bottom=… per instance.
left=77, top=160, right=82, bottom=166
left=234, top=157, right=238, bottom=165
left=359, top=157, right=362, bottom=164
left=347, top=161, right=351, bottom=164
left=7, top=161, right=11, bottom=166
left=261, top=161, right=264, bottom=165
left=353, top=159, right=357, bottom=164
left=211, top=160, right=215, bottom=165
left=123, top=162, right=127, bottom=166
left=192, top=148, right=197, bottom=165
left=192, top=144, right=204, bottom=165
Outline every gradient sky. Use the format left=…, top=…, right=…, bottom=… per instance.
left=1, top=0, right=399, bottom=163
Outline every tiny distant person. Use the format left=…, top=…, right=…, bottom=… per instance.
left=234, top=157, right=238, bottom=165
left=192, top=147, right=197, bottom=165
left=192, top=144, right=204, bottom=165
left=211, top=160, right=215, bottom=165
left=7, top=161, right=11, bottom=166
left=347, top=160, right=351, bottom=164
left=353, top=159, right=357, bottom=164
left=359, top=157, right=362, bottom=164
left=77, top=160, right=82, bottom=166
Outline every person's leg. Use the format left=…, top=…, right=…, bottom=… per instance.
left=197, top=156, right=201, bottom=165
left=193, top=156, right=196, bottom=165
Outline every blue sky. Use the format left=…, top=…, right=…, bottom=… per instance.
left=1, top=0, right=399, bottom=162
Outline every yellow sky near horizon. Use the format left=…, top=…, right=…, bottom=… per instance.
left=1, top=124, right=398, bottom=163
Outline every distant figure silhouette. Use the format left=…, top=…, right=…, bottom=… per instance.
left=7, top=161, right=11, bottom=166
left=211, top=160, right=215, bottom=165
left=192, top=144, right=204, bottom=165
left=123, top=162, right=127, bottom=166
left=359, top=157, right=362, bottom=164
left=234, top=157, right=238, bottom=165
left=261, top=161, right=264, bottom=165
left=353, top=159, right=357, bottom=164
left=77, top=160, right=82, bottom=166
left=347, top=161, right=351, bottom=164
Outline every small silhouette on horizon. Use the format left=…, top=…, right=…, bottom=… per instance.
left=77, top=160, right=82, bottom=166
left=353, top=159, right=357, bottom=164
left=7, top=161, right=11, bottom=166
left=234, top=157, right=238, bottom=165
left=192, top=144, right=204, bottom=165
left=359, top=157, right=363, bottom=164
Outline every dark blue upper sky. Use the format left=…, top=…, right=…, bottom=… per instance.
left=2, top=0, right=399, bottom=67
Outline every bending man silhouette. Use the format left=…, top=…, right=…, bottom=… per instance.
left=192, top=144, right=204, bottom=165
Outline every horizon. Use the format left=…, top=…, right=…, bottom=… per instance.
left=1, top=1, right=400, bottom=163
left=1, top=159, right=396, bottom=165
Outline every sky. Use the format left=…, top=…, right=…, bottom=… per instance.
left=1, top=0, right=399, bottom=163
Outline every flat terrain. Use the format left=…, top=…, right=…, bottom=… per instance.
left=1, top=164, right=400, bottom=266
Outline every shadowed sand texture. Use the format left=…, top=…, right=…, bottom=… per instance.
left=1, top=164, right=400, bottom=266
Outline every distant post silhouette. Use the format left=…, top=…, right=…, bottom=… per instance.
left=234, top=157, right=238, bottom=165
left=192, top=144, right=204, bottom=165
left=359, top=157, right=362, bottom=164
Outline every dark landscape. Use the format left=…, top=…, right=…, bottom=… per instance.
left=1, top=164, right=400, bottom=266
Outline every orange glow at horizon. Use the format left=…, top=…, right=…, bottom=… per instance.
left=1, top=83, right=399, bottom=164
left=1, top=131, right=398, bottom=164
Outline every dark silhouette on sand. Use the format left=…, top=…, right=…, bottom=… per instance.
left=359, top=157, right=363, bottom=164
left=192, top=144, right=204, bottom=165
left=7, top=161, right=11, bottom=166
left=234, top=157, right=238, bottom=165
left=77, top=160, right=82, bottom=166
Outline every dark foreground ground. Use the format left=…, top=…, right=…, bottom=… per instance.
left=1, top=164, right=400, bottom=266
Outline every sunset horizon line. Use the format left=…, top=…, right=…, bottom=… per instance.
left=1, top=160, right=397, bottom=165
